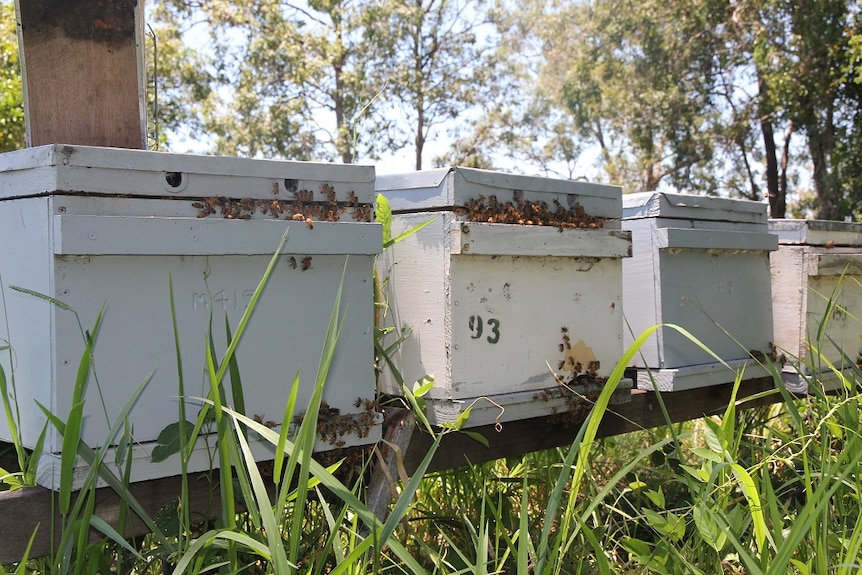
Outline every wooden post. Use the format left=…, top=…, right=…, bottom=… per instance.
left=14, top=0, right=145, bottom=149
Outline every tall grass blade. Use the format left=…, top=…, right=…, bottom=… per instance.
left=184, top=227, right=289, bottom=456
left=168, top=272, right=192, bottom=551
left=0, top=362, right=27, bottom=481
left=232, top=415, right=291, bottom=574
left=224, top=409, right=430, bottom=575
left=288, top=259, right=348, bottom=571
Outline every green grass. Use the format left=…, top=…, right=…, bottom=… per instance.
left=2, top=240, right=862, bottom=573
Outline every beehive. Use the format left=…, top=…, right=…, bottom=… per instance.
left=622, top=192, right=778, bottom=391
left=0, top=145, right=382, bottom=489
left=376, top=167, right=632, bottom=428
left=769, top=219, right=862, bottom=392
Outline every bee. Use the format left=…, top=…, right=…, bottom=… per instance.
left=301, top=256, right=312, bottom=271
left=749, top=349, right=766, bottom=362
left=562, top=333, right=570, bottom=342
left=322, top=183, right=336, bottom=202
left=272, top=182, right=280, bottom=196
left=557, top=359, right=566, bottom=370
left=348, top=190, right=358, bottom=206
left=292, top=213, right=304, bottom=221
left=610, top=302, right=616, bottom=310
left=559, top=343, right=565, bottom=353
left=288, top=256, right=297, bottom=269
left=306, top=218, right=314, bottom=229
left=354, top=397, right=363, bottom=408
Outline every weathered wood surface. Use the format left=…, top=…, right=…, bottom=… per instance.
left=0, top=469, right=229, bottom=564
left=0, top=377, right=783, bottom=563
left=15, top=0, right=145, bottom=148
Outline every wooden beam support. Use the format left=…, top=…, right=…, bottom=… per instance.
left=0, top=471, right=229, bottom=564
left=14, top=0, right=145, bottom=149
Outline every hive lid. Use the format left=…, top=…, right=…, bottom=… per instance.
left=622, top=192, right=767, bottom=225
left=769, top=219, right=862, bottom=247
left=376, top=166, right=622, bottom=219
left=0, top=144, right=375, bottom=202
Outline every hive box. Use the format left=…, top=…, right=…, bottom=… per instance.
left=622, top=192, right=778, bottom=391
left=376, top=167, right=633, bottom=428
left=0, top=145, right=382, bottom=490
left=769, top=219, right=862, bottom=392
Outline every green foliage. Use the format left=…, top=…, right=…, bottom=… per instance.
left=0, top=2, right=24, bottom=152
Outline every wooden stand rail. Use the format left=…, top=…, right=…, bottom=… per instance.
left=0, top=377, right=783, bottom=564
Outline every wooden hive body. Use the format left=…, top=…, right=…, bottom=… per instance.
left=377, top=167, right=632, bottom=427
left=622, top=192, right=778, bottom=391
left=0, top=145, right=382, bottom=489
left=770, top=219, right=862, bottom=392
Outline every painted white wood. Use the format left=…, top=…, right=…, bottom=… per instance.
left=623, top=191, right=768, bottom=226
left=53, top=215, right=381, bottom=256
left=623, top=194, right=777, bottom=389
left=423, top=381, right=633, bottom=428
left=634, top=359, right=771, bottom=392
left=769, top=220, right=862, bottom=393
left=0, top=144, right=376, bottom=202
left=379, top=167, right=622, bottom=224
left=769, top=218, right=862, bottom=246
left=0, top=150, right=382, bottom=490
left=450, top=222, right=632, bottom=257
left=655, top=228, right=778, bottom=251
left=376, top=169, right=631, bottom=426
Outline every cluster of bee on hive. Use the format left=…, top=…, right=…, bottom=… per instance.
left=748, top=342, right=786, bottom=366
left=534, top=384, right=604, bottom=426
left=292, top=398, right=378, bottom=449
left=453, top=192, right=606, bottom=230
left=191, top=183, right=374, bottom=223
left=532, top=326, right=609, bottom=426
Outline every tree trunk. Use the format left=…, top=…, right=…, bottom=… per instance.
left=806, top=118, right=839, bottom=220
left=761, top=119, right=784, bottom=217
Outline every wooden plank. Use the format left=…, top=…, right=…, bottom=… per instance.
left=450, top=223, right=632, bottom=258
left=402, top=376, right=781, bottom=474
left=0, top=470, right=230, bottom=564
left=14, top=0, right=145, bottom=148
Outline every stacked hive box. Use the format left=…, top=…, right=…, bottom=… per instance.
left=0, top=145, right=382, bottom=489
left=376, top=167, right=633, bottom=428
left=769, top=219, right=862, bottom=392
left=622, top=192, right=778, bottom=391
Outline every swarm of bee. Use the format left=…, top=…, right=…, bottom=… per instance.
left=748, top=342, right=786, bottom=366
left=534, top=384, right=603, bottom=426
left=533, top=326, right=609, bottom=426
left=454, top=193, right=606, bottom=230
left=190, top=183, right=373, bottom=222
left=292, top=398, right=379, bottom=449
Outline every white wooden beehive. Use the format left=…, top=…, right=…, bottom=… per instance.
left=376, top=167, right=632, bottom=428
left=769, top=219, right=862, bottom=392
left=0, top=145, right=382, bottom=490
left=622, top=192, right=778, bottom=391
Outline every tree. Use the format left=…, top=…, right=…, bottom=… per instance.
left=146, top=2, right=217, bottom=151
left=469, top=0, right=862, bottom=220
left=0, top=1, right=24, bottom=152
left=366, top=0, right=495, bottom=170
